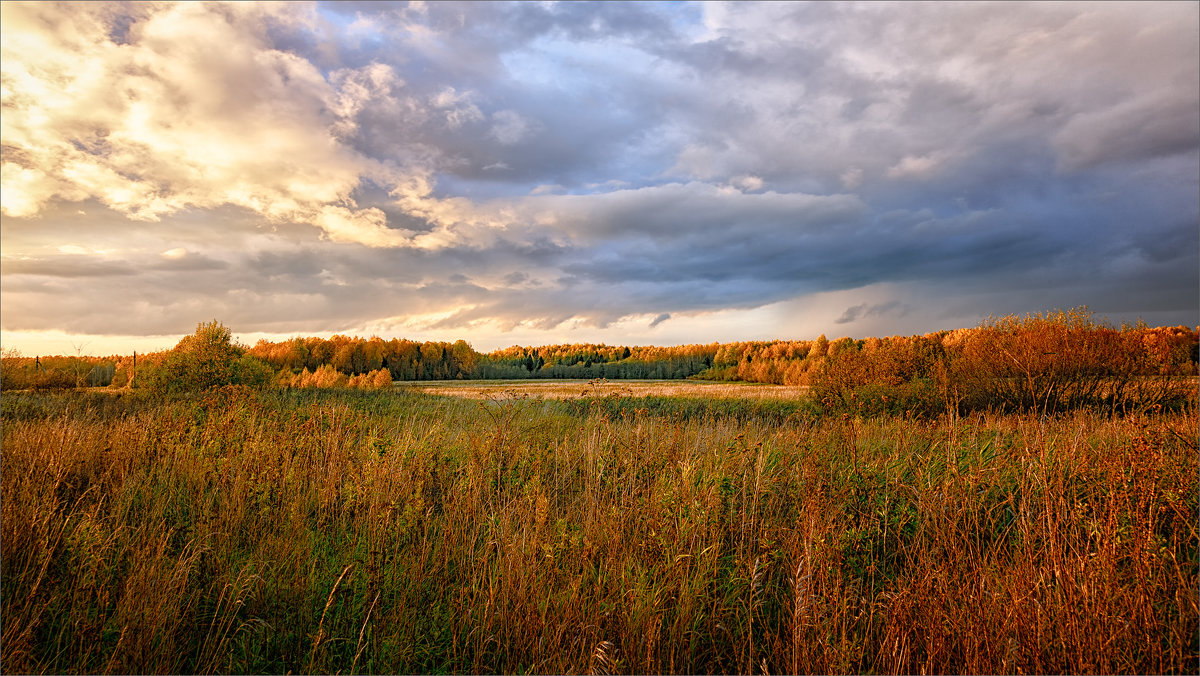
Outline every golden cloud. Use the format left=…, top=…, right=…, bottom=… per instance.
left=0, top=2, right=416, bottom=248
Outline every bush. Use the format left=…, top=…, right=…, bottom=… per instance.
left=1, top=358, right=32, bottom=390
left=141, top=321, right=272, bottom=394
left=950, top=309, right=1195, bottom=414
left=284, top=364, right=348, bottom=388
left=810, top=335, right=945, bottom=417
left=809, top=308, right=1197, bottom=417
left=28, top=369, right=76, bottom=391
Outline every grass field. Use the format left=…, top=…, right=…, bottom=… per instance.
left=1, top=384, right=1196, bottom=674
left=410, top=378, right=812, bottom=400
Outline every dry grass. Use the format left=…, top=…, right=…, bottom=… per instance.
left=410, top=378, right=811, bottom=401
left=1, top=387, right=1196, bottom=674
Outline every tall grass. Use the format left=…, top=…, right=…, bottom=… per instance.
left=2, top=387, right=1196, bottom=673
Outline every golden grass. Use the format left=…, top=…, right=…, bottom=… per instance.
left=1, top=387, right=1196, bottom=674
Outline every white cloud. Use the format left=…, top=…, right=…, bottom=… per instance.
left=0, top=3, right=431, bottom=248
left=886, top=152, right=954, bottom=180
left=0, top=162, right=58, bottom=218
left=432, top=86, right=484, bottom=128
left=490, top=109, right=536, bottom=145
left=313, top=206, right=411, bottom=248
left=731, top=175, right=764, bottom=192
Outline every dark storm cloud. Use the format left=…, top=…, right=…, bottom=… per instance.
left=557, top=197, right=1070, bottom=292
left=836, top=301, right=905, bottom=326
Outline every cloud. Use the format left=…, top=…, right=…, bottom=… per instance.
left=1053, top=93, right=1200, bottom=171
left=59, top=244, right=104, bottom=256
left=431, top=87, right=484, bottom=128
left=835, top=301, right=906, bottom=325
left=527, top=182, right=868, bottom=242
left=731, top=175, right=764, bottom=192
left=0, top=1, right=1195, bottom=349
left=313, top=205, right=411, bottom=247
left=840, top=167, right=863, bottom=190
left=490, top=109, right=536, bottom=145
left=1, top=255, right=136, bottom=278
left=0, top=2, right=424, bottom=247
left=886, top=152, right=955, bottom=180
left=151, top=250, right=227, bottom=272
left=655, top=2, right=1199, bottom=193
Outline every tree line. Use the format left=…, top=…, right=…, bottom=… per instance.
left=2, top=309, right=1195, bottom=414
left=696, top=309, right=1196, bottom=415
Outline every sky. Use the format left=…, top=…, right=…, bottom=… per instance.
left=1, top=1, right=1197, bottom=357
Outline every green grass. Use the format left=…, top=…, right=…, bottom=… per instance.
left=559, top=394, right=820, bottom=424
left=2, top=386, right=1196, bottom=673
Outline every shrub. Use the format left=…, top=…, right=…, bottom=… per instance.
left=1, top=357, right=33, bottom=390
left=286, top=364, right=349, bottom=388
left=951, top=309, right=1194, bottom=414
left=28, top=369, right=76, bottom=391
left=140, top=321, right=272, bottom=394
left=370, top=368, right=393, bottom=389
left=811, top=334, right=945, bottom=417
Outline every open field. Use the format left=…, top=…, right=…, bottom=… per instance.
left=409, top=378, right=812, bottom=400
left=2, top=386, right=1197, bottom=674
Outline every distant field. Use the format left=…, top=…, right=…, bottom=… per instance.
left=407, top=378, right=811, bottom=400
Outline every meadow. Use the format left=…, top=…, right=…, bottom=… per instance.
left=412, top=378, right=812, bottom=400
left=1, top=383, right=1196, bottom=674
